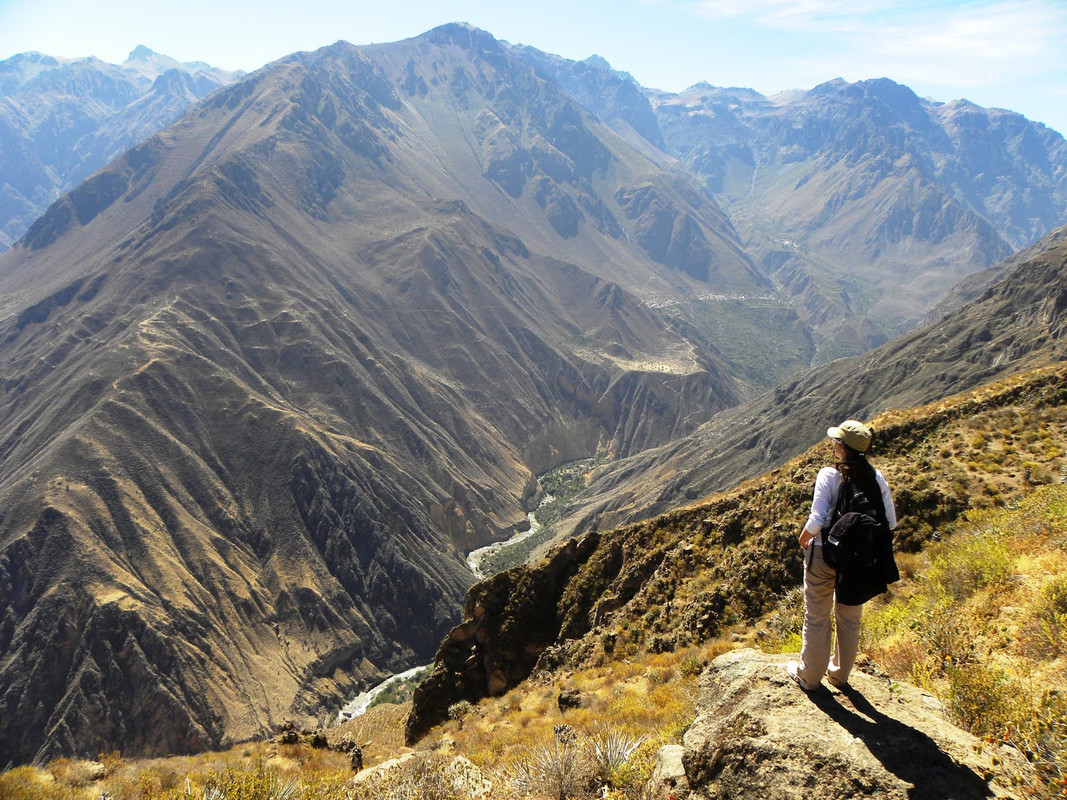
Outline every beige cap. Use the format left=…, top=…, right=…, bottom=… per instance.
left=827, top=419, right=872, bottom=452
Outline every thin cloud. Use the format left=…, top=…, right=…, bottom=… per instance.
left=688, top=0, right=1067, bottom=90
left=851, top=2, right=1064, bottom=89
left=689, top=0, right=905, bottom=30
left=877, top=2, right=1064, bottom=68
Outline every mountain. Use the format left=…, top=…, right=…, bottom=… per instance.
left=509, top=46, right=665, bottom=152
left=408, top=357, right=1067, bottom=747
left=512, top=50, right=1067, bottom=362
left=549, top=222, right=1067, bottom=541
left=0, top=24, right=767, bottom=763
left=656, top=80, right=1067, bottom=358
left=926, top=222, right=1067, bottom=322
left=0, top=47, right=240, bottom=250
left=4, top=21, right=1066, bottom=766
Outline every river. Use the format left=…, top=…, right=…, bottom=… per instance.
left=335, top=491, right=553, bottom=721
left=464, top=492, right=554, bottom=580
left=334, top=663, right=432, bottom=723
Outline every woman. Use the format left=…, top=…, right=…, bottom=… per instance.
left=787, top=419, right=897, bottom=691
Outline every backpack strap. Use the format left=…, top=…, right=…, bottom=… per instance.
left=821, top=478, right=851, bottom=542
left=813, top=475, right=852, bottom=569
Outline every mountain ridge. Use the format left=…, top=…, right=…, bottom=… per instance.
left=512, top=48, right=1067, bottom=359
left=545, top=220, right=1067, bottom=545
left=0, top=47, right=240, bottom=250
left=0, top=27, right=758, bottom=763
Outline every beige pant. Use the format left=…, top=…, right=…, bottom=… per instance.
left=798, top=544, right=862, bottom=687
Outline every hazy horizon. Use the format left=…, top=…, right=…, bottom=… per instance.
left=1, top=0, right=1064, bottom=137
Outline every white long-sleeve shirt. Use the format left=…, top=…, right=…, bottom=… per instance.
left=804, top=466, right=897, bottom=543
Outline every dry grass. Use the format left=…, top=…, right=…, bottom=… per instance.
left=858, top=484, right=1067, bottom=797
left=0, top=643, right=720, bottom=800
left=0, top=705, right=412, bottom=800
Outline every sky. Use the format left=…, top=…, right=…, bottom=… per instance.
left=0, top=0, right=1065, bottom=136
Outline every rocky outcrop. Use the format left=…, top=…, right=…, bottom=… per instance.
left=405, top=533, right=602, bottom=744
left=672, top=650, right=1033, bottom=799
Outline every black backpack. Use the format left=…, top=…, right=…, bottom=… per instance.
left=822, top=480, right=898, bottom=605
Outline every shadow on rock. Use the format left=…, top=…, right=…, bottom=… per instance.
left=805, top=684, right=993, bottom=799
left=677, top=650, right=1032, bottom=800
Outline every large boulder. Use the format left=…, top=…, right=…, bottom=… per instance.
left=676, top=650, right=1033, bottom=799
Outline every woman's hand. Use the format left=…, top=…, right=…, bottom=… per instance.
left=798, top=528, right=816, bottom=548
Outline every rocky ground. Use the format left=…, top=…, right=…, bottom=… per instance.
left=652, top=649, right=1034, bottom=800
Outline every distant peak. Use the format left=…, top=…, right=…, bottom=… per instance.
left=858, top=76, right=918, bottom=100
left=422, top=22, right=503, bottom=52
left=681, top=83, right=762, bottom=100
left=8, top=51, right=58, bottom=64
left=810, top=77, right=848, bottom=94
left=582, top=54, right=612, bottom=71
left=578, top=53, right=637, bottom=84
left=127, top=45, right=157, bottom=61
left=151, top=68, right=196, bottom=93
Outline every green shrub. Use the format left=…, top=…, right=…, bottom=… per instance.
left=945, top=663, right=1019, bottom=738
left=926, top=533, right=1013, bottom=602
left=679, top=657, right=703, bottom=678
left=1019, top=575, right=1067, bottom=660
left=913, top=604, right=975, bottom=669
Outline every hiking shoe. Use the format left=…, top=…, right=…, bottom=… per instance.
left=786, top=660, right=818, bottom=691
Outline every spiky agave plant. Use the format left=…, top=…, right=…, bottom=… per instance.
left=510, top=725, right=588, bottom=800
left=589, top=724, right=646, bottom=787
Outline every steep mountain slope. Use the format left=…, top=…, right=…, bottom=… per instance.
left=927, top=223, right=1067, bottom=321
left=0, top=47, right=238, bottom=250
left=550, top=222, right=1067, bottom=540
left=651, top=79, right=1067, bottom=358
left=358, top=25, right=765, bottom=299
left=0, top=25, right=763, bottom=763
left=512, top=47, right=818, bottom=388
left=513, top=48, right=1067, bottom=362
left=510, top=46, right=665, bottom=152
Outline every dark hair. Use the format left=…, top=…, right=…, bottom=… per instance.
left=837, top=451, right=888, bottom=524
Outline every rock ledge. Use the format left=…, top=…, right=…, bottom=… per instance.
left=669, top=650, right=1033, bottom=799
